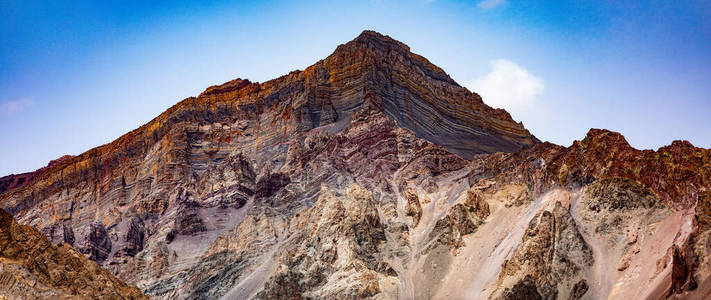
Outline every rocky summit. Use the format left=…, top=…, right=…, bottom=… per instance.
left=0, top=31, right=709, bottom=299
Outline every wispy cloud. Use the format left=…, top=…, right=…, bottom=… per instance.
left=0, top=98, right=35, bottom=117
left=477, top=0, right=507, bottom=10
left=465, top=59, right=544, bottom=114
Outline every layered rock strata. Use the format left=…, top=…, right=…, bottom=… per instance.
left=0, top=31, right=709, bottom=300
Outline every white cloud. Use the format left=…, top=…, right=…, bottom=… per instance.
left=0, top=98, right=35, bottom=117
left=465, top=59, right=544, bottom=113
left=477, top=0, right=507, bottom=9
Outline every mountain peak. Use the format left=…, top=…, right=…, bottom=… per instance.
left=330, top=30, right=458, bottom=87
left=349, top=30, right=411, bottom=51
left=580, top=128, right=631, bottom=149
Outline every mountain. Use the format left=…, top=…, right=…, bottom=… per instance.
left=1, top=31, right=710, bottom=299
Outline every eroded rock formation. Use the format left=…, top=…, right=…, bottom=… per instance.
left=0, top=209, right=146, bottom=299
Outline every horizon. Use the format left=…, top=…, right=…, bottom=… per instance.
left=2, top=0, right=710, bottom=176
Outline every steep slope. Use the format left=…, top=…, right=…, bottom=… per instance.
left=0, top=31, right=709, bottom=300
left=0, top=208, right=146, bottom=299
left=450, top=129, right=711, bottom=299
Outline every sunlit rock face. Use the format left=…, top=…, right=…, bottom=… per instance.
left=1, top=31, right=711, bottom=299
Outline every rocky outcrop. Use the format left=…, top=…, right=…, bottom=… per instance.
left=254, top=184, right=395, bottom=299
left=499, top=275, right=542, bottom=300
left=78, top=222, right=113, bottom=263
left=255, top=172, right=291, bottom=202
left=0, top=209, right=146, bottom=299
left=115, top=216, right=145, bottom=258
left=579, top=178, right=667, bottom=242
left=405, top=189, right=422, bottom=227
left=491, top=202, right=593, bottom=299
left=425, top=189, right=490, bottom=251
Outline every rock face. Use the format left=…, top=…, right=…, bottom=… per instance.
left=460, top=129, right=711, bottom=300
left=491, top=202, right=593, bottom=299
left=1, top=30, right=711, bottom=299
left=0, top=209, right=146, bottom=299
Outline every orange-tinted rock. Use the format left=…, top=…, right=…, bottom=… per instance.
left=0, top=209, right=146, bottom=299
left=470, top=128, right=711, bottom=210
left=0, top=155, right=73, bottom=194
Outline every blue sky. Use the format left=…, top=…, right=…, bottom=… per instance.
left=1, top=0, right=710, bottom=175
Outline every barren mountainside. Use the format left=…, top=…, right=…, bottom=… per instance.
left=1, top=31, right=710, bottom=299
